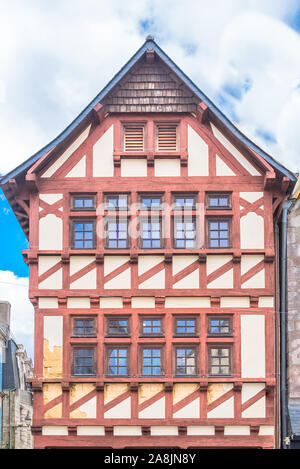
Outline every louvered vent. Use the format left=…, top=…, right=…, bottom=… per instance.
left=157, top=124, right=178, bottom=151
left=124, top=125, right=144, bottom=151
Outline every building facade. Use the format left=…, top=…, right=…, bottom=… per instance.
left=0, top=301, right=33, bottom=449
left=0, top=38, right=296, bottom=449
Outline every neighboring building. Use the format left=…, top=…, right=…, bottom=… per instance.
left=0, top=301, right=33, bottom=449
left=287, top=179, right=300, bottom=448
left=0, top=37, right=296, bottom=449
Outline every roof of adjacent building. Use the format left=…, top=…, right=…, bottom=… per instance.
left=0, top=36, right=296, bottom=185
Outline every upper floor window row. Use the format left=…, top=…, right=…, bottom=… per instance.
left=123, top=123, right=179, bottom=152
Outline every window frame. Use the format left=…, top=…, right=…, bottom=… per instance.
left=139, top=193, right=164, bottom=212
left=104, top=193, right=130, bottom=212
left=173, top=316, right=198, bottom=337
left=206, top=217, right=232, bottom=249
left=139, top=345, right=164, bottom=377
left=206, top=193, right=232, bottom=210
left=123, top=124, right=145, bottom=152
left=104, top=217, right=130, bottom=249
left=172, top=193, right=197, bottom=211
left=70, top=218, right=97, bottom=250
left=173, top=215, right=198, bottom=249
left=71, top=345, right=97, bottom=377
left=71, top=317, right=97, bottom=338
left=139, top=216, right=164, bottom=249
left=106, top=345, right=130, bottom=377
left=207, top=316, right=233, bottom=337
left=155, top=123, right=179, bottom=152
left=70, top=194, right=96, bottom=211
left=105, top=316, right=130, bottom=337
left=174, top=345, right=198, bottom=377
left=139, top=316, right=164, bottom=337
left=207, top=345, right=233, bottom=377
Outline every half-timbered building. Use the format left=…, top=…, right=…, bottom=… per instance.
left=0, top=37, right=296, bottom=449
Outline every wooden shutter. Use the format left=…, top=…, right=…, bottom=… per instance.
left=124, top=125, right=144, bottom=151
left=157, top=124, right=178, bottom=151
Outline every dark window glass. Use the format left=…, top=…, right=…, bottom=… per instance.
left=72, top=220, right=95, bottom=249
left=208, top=318, right=231, bottom=335
left=72, top=196, right=95, bottom=210
left=175, top=347, right=196, bottom=376
left=140, top=219, right=162, bottom=248
left=207, top=194, right=231, bottom=209
left=105, top=219, right=129, bottom=249
left=73, top=318, right=96, bottom=336
left=107, top=318, right=129, bottom=336
left=142, top=348, right=162, bottom=376
left=173, top=195, right=196, bottom=209
left=175, top=318, right=196, bottom=335
left=141, top=319, right=162, bottom=335
left=209, top=347, right=231, bottom=376
left=140, top=196, right=162, bottom=210
left=208, top=219, right=230, bottom=248
left=105, top=195, right=128, bottom=211
left=107, top=348, right=128, bottom=376
left=73, top=348, right=95, bottom=376
left=174, top=218, right=197, bottom=248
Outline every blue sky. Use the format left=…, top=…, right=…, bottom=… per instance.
left=0, top=0, right=300, bottom=358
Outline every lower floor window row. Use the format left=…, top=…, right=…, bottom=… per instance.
left=72, top=346, right=232, bottom=377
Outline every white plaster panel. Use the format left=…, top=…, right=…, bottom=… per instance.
left=77, top=396, right=97, bottom=419
left=77, top=426, right=105, bottom=436
left=241, top=315, right=265, bottom=378
left=172, top=255, right=198, bottom=275
left=139, top=268, right=165, bottom=289
left=240, top=192, right=263, bottom=203
left=154, top=158, right=180, bottom=177
left=38, top=297, right=58, bottom=309
left=242, top=269, right=265, bottom=289
left=104, top=268, right=131, bottom=289
left=187, top=125, right=209, bottom=176
left=220, top=297, right=250, bottom=308
left=44, top=316, right=63, bottom=350
left=242, top=397, right=266, bottom=418
left=39, top=214, right=63, bottom=250
left=207, top=268, right=233, bottom=289
left=131, top=297, right=155, bottom=308
left=139, top=397, right=165, bottom=419
left=93, top=125, right=114, bottom=177
left=165, top=297, right=210, bottom=308
left=42, top=426, right=68, bottom=435
left=173, top=269, right=199, bottom=289
left=104, top=256, right=130, bottom=276
left=121, top=158, right=147, bottom=177
left=187, top=426, right=215, bottom=435
left=42, top=125, right=91, bottom=178
left=113, top=426, right=142, bottom=436
left=258, top=296, right=274, bottom=308
left=138, top=256, right=164, bottom=276
left=66, top=155, right=86, bottom=177
left=104, top=397, right=131, bottom=419
left=259, top=426, right=274, bottom=436
left=240, top=212, right=264, bottom=249
left=173, top=398, right=200, bottom=419
left=216, top=155, right=235, bottom=176
left=100, top=297, right=123, bottom=308
left=242, top=383, right=265, bottom=403
left=224, top=426, right=250, bottom=436
left=71, top=268, right=97, bottom=290
left=150, top=426, right=178, bottom=436
left=206, top=255, right=232, bottom=275
left=207, top=396, right=234, bottom=418
left=38, top=256, right=61, bottom=275
left=39, top=194, right=63, bottom=204
left=241, top=255, right=264, bottom=275
left=211, top=123, right=260, bottom=176
left=67, top=297, right=90, bottom=308
left=70, top=256, right=95, bottom=276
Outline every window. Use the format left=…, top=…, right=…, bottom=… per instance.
left=207, top=317, right=232, bottom=336
left=140, top=194, right=163, bottom=211
left=72, top=347, right=96, bottom=376
left=174, top=317, right=197, bottom=336
left=173, top=195, right=196, bottom=210
left=71, top=194, right=96, bottom=211
left=207, top=193, right=231, bottom=209
left=71, top=220, right=96, bottom=249
left=140, top=218, right=163, bottom=248
left=104, top=218, right=129, bottom=249
left=106, top=317, right=129, bottom=337
left=72, top=318, right=96, bottom=337
left=207, top=219, right=231, bottom=248
left=104, top=194, right=129, bottom=211
left=140, top=318, right=163, bottom=336
left=141, top=347, right=163, bottom=376
left=175, top=347, right=197, bottom=376
left=107, top=347, right=129, bottom=376
left=124, top=124, right=144, bottom=152
left=208, top=346, right=232, bottom=376
left=156, top=124, right=178, bottom=151
left=173, top=218, right=197, bottom=248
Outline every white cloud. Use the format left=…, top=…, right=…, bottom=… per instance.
left=0, top=271, right=34, bottom=359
